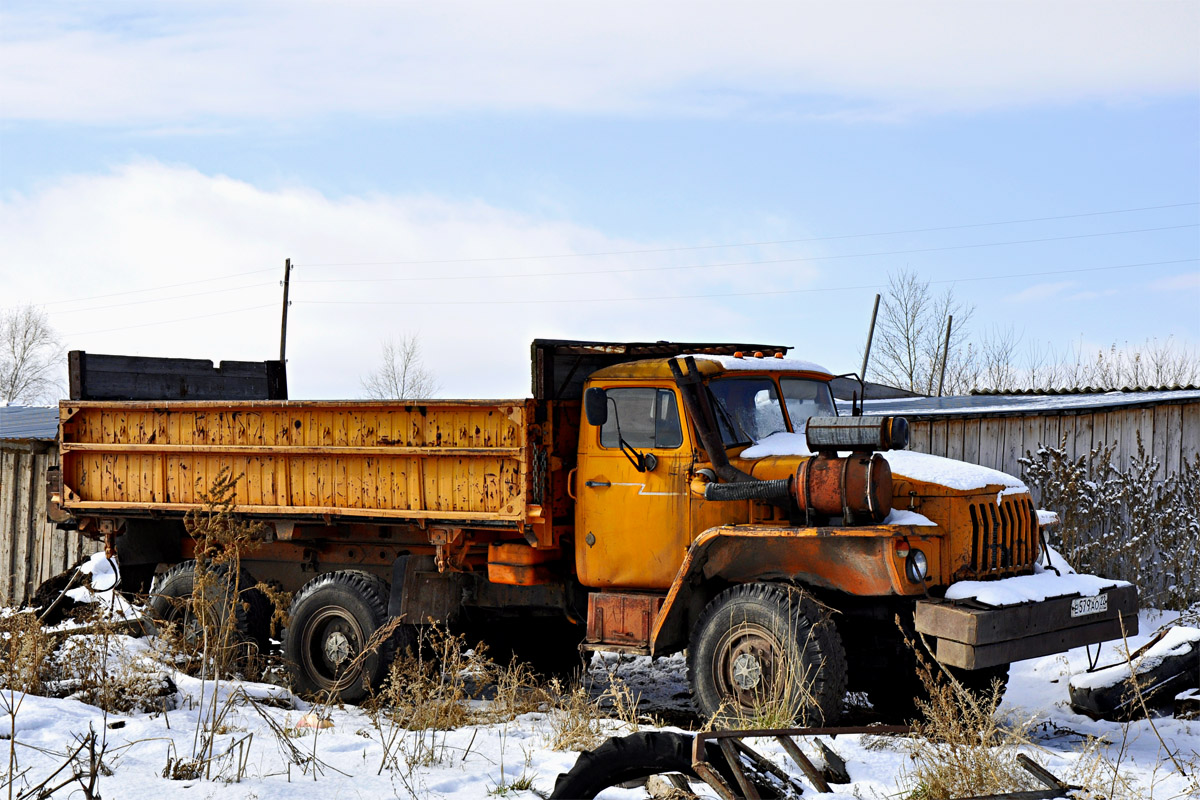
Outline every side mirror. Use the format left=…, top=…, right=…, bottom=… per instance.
left=584, top=387, right=608, bottom=426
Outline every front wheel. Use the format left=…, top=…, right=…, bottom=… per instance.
left=688, top=583, right=846, bottom=726
left=283, top=570, right=410, bottom=701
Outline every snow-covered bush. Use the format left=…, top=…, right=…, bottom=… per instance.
left=1020, top=435, right=1200, bottom=610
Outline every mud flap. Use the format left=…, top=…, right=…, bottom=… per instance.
left=388, top=554, right=465, bottom=625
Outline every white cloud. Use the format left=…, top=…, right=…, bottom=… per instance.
left=1004, top=280, right=1075, bottom=303
left=1149, top=272, right=1200, bottom=291
left=0, top=161, right=822, bottom=397
left=1, top=1, right=1195, bottom=124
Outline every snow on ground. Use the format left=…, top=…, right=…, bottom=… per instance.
left=0, top=609, right=1196, bottom=799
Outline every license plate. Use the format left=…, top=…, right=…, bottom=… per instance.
left=1071, top=594, right=1108, bottom=618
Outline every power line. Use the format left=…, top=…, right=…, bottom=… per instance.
left=295, top=202, right=1200, bottom=268
left=63, top=303, right=278, bottom=336
left=294, top=224, right=1198, bottom=285
left=46, top=281, right=276, bottom=315
left=42, top=267, right=279, bottom=308
left=29, top=200, right=1199, bottom=308
left=298, top=258, right=1198, bottom=307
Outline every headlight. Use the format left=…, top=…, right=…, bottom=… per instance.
left=906, top=549, right=928, bottom=583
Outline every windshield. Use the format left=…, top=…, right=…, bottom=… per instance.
left=707, top=378, right=788, bottom=446
left=780, top=378, right=837, bottom=434
left=707, top=376, right=837, bottom=446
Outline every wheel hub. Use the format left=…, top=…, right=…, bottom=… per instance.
left=732, top=652, right=763, bottom=689
left=324, top=631, right=352, bottom=666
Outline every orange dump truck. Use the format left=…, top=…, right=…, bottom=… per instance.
left=52, top=340, right=1136, bottom=720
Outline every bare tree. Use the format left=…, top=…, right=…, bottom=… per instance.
left=0, top=304, right=63, bottom=405
left=361, top=333, right=441, bottom=399
left=868, top=269, right=975, bottom=395
left=977, top=325, right=1022, bottom=391
left=1028, top=337, right=1200, bottom=391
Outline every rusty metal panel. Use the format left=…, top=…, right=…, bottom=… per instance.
left=586, top=592, right=665, bottom=647
left=59, top=400, right=530, bottom=524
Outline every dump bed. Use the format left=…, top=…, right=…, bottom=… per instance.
left=58, top=399, right=533, bottom=525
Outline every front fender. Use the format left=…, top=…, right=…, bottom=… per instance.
left=648, top=523, right=937, bottom=656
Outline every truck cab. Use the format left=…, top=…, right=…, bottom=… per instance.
left=568, top=347, right=1136, bottom=723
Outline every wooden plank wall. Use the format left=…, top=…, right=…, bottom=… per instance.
left=0, top=442, right=100, bottom=606
left=905, top=400, right=1200, bottom=481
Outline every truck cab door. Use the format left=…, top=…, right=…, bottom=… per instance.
left=575, top=386, right=691, bottom=590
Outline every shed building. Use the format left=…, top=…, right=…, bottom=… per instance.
left=849, top=387, right=1200, bottom=480
left=0, top=406, right=99, bottom=605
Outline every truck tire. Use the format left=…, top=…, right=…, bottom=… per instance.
left=688, top=583, right=847, bottom=725
left=549, top=731, right=738, bottom=800
left=148, top=560, right=268, bottom=650
left=284, top=571, right=411, bottom=702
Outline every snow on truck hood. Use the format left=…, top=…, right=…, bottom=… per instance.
left=881, top=450, right=1025, bottom=493
left=739, top=439, right=1028, bottom=495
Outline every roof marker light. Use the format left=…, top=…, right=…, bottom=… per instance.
left=733, top=351, right=744, bottom=358
left=753, top=351, right=764, bottom=358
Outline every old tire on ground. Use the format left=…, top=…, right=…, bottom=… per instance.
left=688, top=582, right=847, bottom=726
left=148, top=560, right=267, bottom=649
left=284, top=571, right=410, bottom=702
left=549, top=731, right=738, bottom=800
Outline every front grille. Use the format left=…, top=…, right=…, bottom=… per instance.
left=968, top=494, right=1039, bottom=577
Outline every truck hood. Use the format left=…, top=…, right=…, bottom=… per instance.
left=730, top=432, right=1029, bottom=497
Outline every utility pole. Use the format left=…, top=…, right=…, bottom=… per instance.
left=860, top=293, right=881, bottom=379
left=937, top=315, right=953, bottom=397
left=279, top=258, right=292, bottom=364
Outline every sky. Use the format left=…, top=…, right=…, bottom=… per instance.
left=1, top=0, right=1198, bottom=399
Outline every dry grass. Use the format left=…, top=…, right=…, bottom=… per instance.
left=901, top=638, right=1038, bottom=800
left=369, top=625, right=492, bottom=732
left=180, top=467, right=267, bottom=679
left=544, top=674, right=640, bottom=752
left=0, top=610, right=54, bottom=696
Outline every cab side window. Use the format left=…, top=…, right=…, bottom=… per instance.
left=599, top=388, right=683, bottom=450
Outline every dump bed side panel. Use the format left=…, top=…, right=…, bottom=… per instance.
left=59, top=400, right=529, bottom=524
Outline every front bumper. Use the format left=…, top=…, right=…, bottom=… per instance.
left=914, top=584, right=1139, bottom=670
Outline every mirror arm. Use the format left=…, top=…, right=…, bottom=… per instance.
left=618, top=438, right=647, bottom=472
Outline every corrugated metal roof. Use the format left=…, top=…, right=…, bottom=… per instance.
left=0, top=406, right=59, bottom=440
left=971, top=384, right=1200, bottom=396
left=842, top=388, right=1200, bottom=418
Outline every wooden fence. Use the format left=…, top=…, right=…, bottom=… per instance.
left=0, top=441, right=100, bottom=606
left=904, top=399, right=1200, bottom=480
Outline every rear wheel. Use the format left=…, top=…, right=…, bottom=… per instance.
left=148, top=560, right=268, bottom=650
left=688, top=583, right=846, bottom=726
left=284, top=570, right=411, bottom=701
